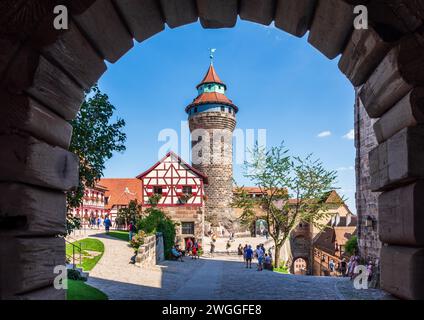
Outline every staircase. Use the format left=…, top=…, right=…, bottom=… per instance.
left=65, top=237, right=89, bottom=280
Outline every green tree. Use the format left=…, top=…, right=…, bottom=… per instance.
left=117, top=199, right=143, bottom=227
left=136, top=197, right=177, bottom=259
left=345, top=235, right=358, bottom=256
left=66, top=84, right=126, bottom=234
left=233, top=142, right=340, bottom=268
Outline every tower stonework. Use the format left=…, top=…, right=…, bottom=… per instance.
left=186, top=64, right=238, bottom=230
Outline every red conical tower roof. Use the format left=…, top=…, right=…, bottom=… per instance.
left=196, top=64, right=226, bottom=89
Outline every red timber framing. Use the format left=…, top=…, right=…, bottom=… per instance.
left=136, top=151, right=207, bottom=207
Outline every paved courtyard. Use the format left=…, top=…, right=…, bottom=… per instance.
left=84, top=232, right=393, bottom=300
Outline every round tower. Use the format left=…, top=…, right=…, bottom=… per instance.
left=185, top=62, right=238, bottom=229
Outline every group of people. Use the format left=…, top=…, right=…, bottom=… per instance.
left=86, top=215, right=112, bottom=232
left=171, top=238, right=201, bottom=262
left=239, top=243, right=273, bottom=271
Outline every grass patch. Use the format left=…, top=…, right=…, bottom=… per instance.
left=66, top=238, right=104, bottom=271
left=108, top=230, right=130, bottom=242
left=67, top=279, right=108, bottom=300
left=274, top=265, right=289, bottom=274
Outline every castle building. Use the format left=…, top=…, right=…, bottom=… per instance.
left=186, top=62, right=238, bottom=229
left=69, top=184, right=108, bottom=221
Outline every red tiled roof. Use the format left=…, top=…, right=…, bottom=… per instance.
left=186, top=92, right=238, bottom=111
left=99, top=178, right=143, bottom=210
left=197, top=64, right=225, bottom=88
left=193, top=92, right=233, bottom=105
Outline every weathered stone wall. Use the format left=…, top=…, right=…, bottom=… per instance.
left=354, top=90, right=382, bottom=261
left=162, top=206, right=204, bottom=248
left=136, top=234, right=164, bottom=268
left=189, top=111, right=237, bottom=230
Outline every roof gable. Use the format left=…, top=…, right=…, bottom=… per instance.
left=136, top=151, right=207, bottom=181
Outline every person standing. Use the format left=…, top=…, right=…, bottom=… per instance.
left=104, top=215, right=112, bottom=233
left=210, top=241, right=215, bottom=257
left=256, top=245, right=264, bottom=271
left=186, top=238, right=193, bottom=254
left=237, top=244, right=243, bottom=256
left=128, top=221, right=136, bottom=241
left=96, top=217, right=101, bottom=229
left=245, top=245, right=253, bottom=268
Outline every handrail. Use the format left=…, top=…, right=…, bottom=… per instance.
left=65, top=238, right=82, bottom=270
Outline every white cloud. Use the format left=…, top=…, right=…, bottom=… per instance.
left=343, top=129, right=355, bottom=140
left=317, top=131, right=331, bottom=138
left=336, top=166, right=354, bottom=171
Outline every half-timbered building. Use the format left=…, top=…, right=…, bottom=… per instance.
left=136, top=151, right=207, bottom=246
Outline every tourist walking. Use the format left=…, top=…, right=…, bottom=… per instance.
left=329, top=259, right=335, bottom=272
left=186, top=238, right=193, bottom=253
left=104, top=215, right=112, bottom=233
left=192, top=240, right=200, bottom=259
left=340, top=258, right=347, bottom=276
left=237, top=244, right=243, bottom=256
left=128, top=221, right=136, bottom=241
left=255, top=245, right=264, bottom=271
left=210, top=241, right=215, bottom=257
left=96, top=217, right=101, bottom=229
left=245, top=245, right=253, bottom=268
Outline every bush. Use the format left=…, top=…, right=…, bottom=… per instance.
left=67, top=269, right=86, bottom=281
left=345, top=235, right=358, bottom=256
left=136, top=207, right=176, bottom=259
left=130, top=230, right=146, bottom=250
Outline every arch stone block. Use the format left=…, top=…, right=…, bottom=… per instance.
left=379, top=182, right=424, bottom=246
left=113, top=0, right=165, bottom=43
left=360, top=35, right=424, bottom=118
left=196, top=0, right=238, bottom=28
left=239, top=0, right=276, bottom=26
left=0, top=134, right=79, bottom=192
left=373, top=88, right=424, bottom=143
left=369, top=125, right=424, bottom=191
left=0, top=182, right=66, bottom=236
left=0, top=92, right=73, bottom=149
left=308, top=0, right=354, bottom=59
left=381, top=245, right=424, bottom=300
left=339, top=27, right=392, bottom=87
left=41, top=21, right=107, bottom=90
left=73, top=0, right=134, bottom=62
left=274, top=0, right=316, bottom=38
left=159, top=0, right=198, bottom=28
left=0, top=236, right=65, bottom=299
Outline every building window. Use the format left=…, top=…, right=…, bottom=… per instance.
left=181, top=222, right=195, bottom=235
left=153, top=186, right=163, bottom=195
left=221, top=106, right=225, bottom=112
left=194, top=107, right=198, bottom=113
left=182, top=186, right=192, bottom=194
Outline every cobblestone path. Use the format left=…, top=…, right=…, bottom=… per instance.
left=85, top=232, right=393, bottom=300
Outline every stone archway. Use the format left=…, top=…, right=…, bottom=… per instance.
left=1, top=0, right=424, bottom=300
left=293, top=257, right=308, bottom=275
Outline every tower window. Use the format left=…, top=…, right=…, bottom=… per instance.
left=194, top=107, right=198, bottom=113
left=221, top=106, right=225, bottom=112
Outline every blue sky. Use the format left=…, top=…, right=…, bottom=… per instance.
left=99, top=19, right=356, bottom=213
